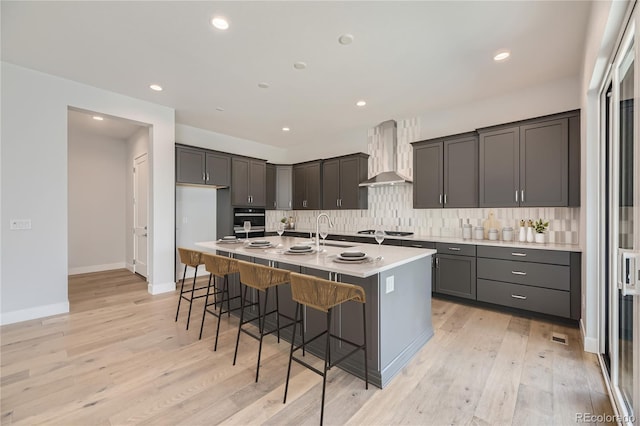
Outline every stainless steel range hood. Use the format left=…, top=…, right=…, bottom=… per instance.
left=359, top=119, right=412, bottom=187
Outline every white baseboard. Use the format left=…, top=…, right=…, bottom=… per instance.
left=581, top=318, right=599, bottom=353
left=1, top=301, right=70, bottom=325
left=68, top=262, right=127, bottom=275
left=126, top=263, right=135, bottom=273
left=148, top=281, right=176, bottom=295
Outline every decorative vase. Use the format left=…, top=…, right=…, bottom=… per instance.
left=535, top=232, right=545, bottom=243
left=526, top=226, right=534, bottom=243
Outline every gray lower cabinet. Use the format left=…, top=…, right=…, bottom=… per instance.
left=231, top=157, right=266, bottom=207
left=322, top=153, right=368, bottom=210
left=176, top=146, right=231, bottom=186
left=476, top=246, right=580, bottom=319
left=266, top=164, right=276, bottom=210
left=293, top=161, right=322, bottom=210
left=276, top=165, right=293, bottom=210
left=434, top=242, right=476, bottom=299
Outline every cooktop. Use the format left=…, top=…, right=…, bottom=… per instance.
left=357, top=229, right=414, bottom=237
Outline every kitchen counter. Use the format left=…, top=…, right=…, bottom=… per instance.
left=272, top=227, right=582, bottom=252
left=195, top=236, right=435, bottom=389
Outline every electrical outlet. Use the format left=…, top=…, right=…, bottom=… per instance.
left=10, top=219, right=32, bottom=230
left=385, top=275, right=394, bottom=294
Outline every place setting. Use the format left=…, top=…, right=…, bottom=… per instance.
left=243, top=239, right=276, bottom=249
left=216, top=236, right=244, bottom=244
left=282, top=244, right=316, bottom=255
left=332, top=250, right=379, bottom=264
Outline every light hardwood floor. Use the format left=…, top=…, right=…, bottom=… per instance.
left=1, top=269, right=614, bottom=425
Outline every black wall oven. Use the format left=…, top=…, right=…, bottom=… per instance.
left=233, top=207, right=265, bottom=238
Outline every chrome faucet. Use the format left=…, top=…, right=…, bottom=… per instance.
left=315, top=213, right=334, bottom=251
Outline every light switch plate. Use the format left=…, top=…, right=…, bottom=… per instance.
left=10, top=219, right=31, bottom=230
left=385, top=275, right=394, bottom=293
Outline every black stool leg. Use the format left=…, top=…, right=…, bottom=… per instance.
left=198, top=273, right=214, bottom=340
left=233, top=284, right=248, bottom=365
left=186, top=265, right=198, bottom=330
left=301, top=305, right=306, bottom=356
left=362, top=303, right=369, bottom=390
left=175, top=264, right=187, bottom=322
left=214, top=275, right=228, bottom=352
left=275, top=286, right=281, bottom=343
left=283, top=302, right=299, bottom=404
left=320, top=308, right=332, bottom=425
left=255, top=287, right=269, bottom=382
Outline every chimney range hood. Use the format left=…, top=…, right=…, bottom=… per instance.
left=359, top=119, right=412, bottom=187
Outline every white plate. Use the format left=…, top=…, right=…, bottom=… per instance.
left=333, top=256, right=373, bottom=264
left=338, top=252, right=367, bottom=260
left=218, top=238, right=242, bottom=244
left=284, top=249, right=316, bottom=255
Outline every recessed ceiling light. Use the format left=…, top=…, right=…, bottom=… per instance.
left=149, top=84, right=163, bottom=91
left=293, top=61, right=307, bottom=70
left=338, top=33, right=354, bottom=45
left=356, top=100, right=367, bottom=107
left=216, top=107, right=225, bottom=112
left=258, top=82, right=270, bottom=89
left=493, top=50, right=511, bottom=61
left=282, top=127, right=290, bottom=132
left=211, top=17, right=229, bottom=30
left=92, top=116, right=104, bottom=121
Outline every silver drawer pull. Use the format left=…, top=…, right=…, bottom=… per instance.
left=511, top=252, right=527, bottom=257
left=511, top=271, right=527, bottom=276
left=448, top=247, right=461, bottom=251
left=411, top=244, right=423, bottom=248
left=511, top=294, right=527, bottom=300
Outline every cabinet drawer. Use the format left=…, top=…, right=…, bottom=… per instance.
left=477, top=258, right=569, bottom=291
left=402, top=240, right=436, bottom=249
left=435, top=242, right=476, bottom=257
left=477, top=279, right=570, bottom=318
left=326, top=234, right=355, bottom=242
left=477, top=245, right=570, bottom=265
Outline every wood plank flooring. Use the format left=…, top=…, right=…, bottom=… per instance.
left=1, top=269, right=614, bottom=425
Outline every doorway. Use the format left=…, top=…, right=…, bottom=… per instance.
left=134, top=153, right=149, bottom=278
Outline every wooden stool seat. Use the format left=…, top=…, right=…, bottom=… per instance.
left=175, top=248, right=208, bottom=330
left=199, top=253, right=241, bottom=350
left=233, top=261, right=303, bottom=382
left=283, top=272, right=369, bottom=425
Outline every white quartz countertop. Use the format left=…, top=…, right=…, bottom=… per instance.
left=196, top=236, right=435, bottom=278
left=273, top=227, right=582, bottom=252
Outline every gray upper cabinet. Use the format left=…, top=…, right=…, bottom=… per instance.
left=519, top=118, right=568, bottom=206
left=293, top=161, right=322, bottom=210
left=479, top=126, right=520, bottom=207
left=322, top=153, right=368, bottom=210
left=176, top=145, right=230, bottom=186
left=479, top=111, right=578, bottom=208
left=231, top=157, right=266, bottom=207
left=266, top=164, right=276, bottom=210
left=276, top=165, right=293, bottom=210
left=413, top=133, right=477, bottom=208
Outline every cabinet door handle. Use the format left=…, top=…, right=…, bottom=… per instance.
left=511, top=252, right=527, bottom=257
left=511, top=271, right=527, bottom=276
left=439, top=194, right=442, bottom=204
left=515, top=190, right=518, bottom=202
left=521, top=190, right=524, bottom=203
left=435, top=257, right=439, bottom=267
left=336, top=199, right=339, bottom=207
left=202, top=172, right=206, bottom=181
left=289, top=200, right=291, bottom=208
left=511, top=294, right=527, bottom=300
left=448, top=247, right=461, bottom=251
left=444, top=194, right=447, bottom=204
left=339, top=199, right=342, bottom=207
left=206, top=172, right=210, bottom=182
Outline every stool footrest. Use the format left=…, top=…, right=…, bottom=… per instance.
left=291, top=356, right=324, bottom=376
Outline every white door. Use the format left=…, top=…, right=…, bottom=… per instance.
left=134, top=153, right=149, bottom=278
left=607, top=11, right=640, bottom=424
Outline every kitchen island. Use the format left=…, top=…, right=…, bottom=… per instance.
left=196, top=236, right=435, bottom=388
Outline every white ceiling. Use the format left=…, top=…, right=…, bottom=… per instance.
left=2, top=1, right=592, bottom=149
left=68, top=108, right=147, bottom=140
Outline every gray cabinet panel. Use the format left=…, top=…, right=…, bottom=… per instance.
left=293, top=161, right=322, bottom=210
left=402, top=240, right=436, bottom=249
left=266, top=164, right=276, bottom=210
left=444, top=135, right=478, bottom=208
left=479, top=126, right=519, bottom=207
left=249, top=160, right=266, bottom=206
left=568, top=115, right=581, bottom=206
left=435, top=254, right=476, bottom=300
left=477, top=258, right=570, bottom=291
left=293, top=165, right=306, bottom=210
left=476, top=245, right=570, bottom=265
left=275, top=166, right=293, bottom=210
left=205, top=152, right=230, bottom=186
left=176, top=147, right=206, bottom=184
left=231, top=157, right=266, bottom=207
left=435, top=242, right=476, bottom=257
left=477, top=279, right=570, bottom=318
left=413, top=142, right=442, bottom=208
left=322, top=158, right=340, bottom=209
left=519, top=118, right=568, bottom=206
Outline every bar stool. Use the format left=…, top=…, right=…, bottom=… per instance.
left=175, top=248, right=207, bottom=330
left=283, top=272, right=368, bottom=425
left=233, top=261, right=303, bottom=382
left=199, top=253, right=241, bottom=350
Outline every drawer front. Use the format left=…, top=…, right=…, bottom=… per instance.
left=477, top=258, right=570, bottom=291
left=435, top=242, right=476, bottom=257
left=326, top=234, right=355, bottom=242
left=477, top=279, right=570, bottom=318
left=402, top=240, right=436, bottom=249
left=477, top=245, right=570, bottom=265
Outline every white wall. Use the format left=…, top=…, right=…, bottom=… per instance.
left=1, top=62, right=175, bottom=325
left=125, top=126, right=150, bottom=272
left=68, top=129, right=127, bottom=274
